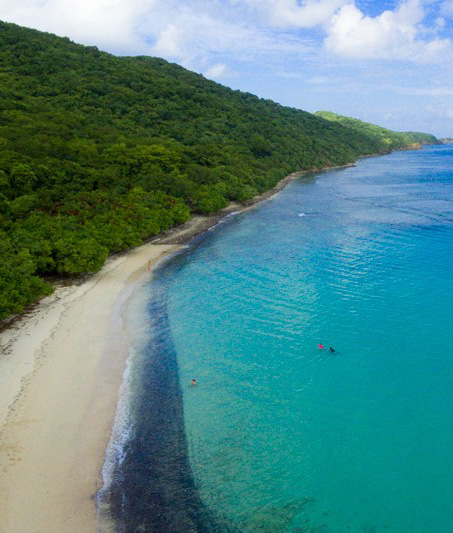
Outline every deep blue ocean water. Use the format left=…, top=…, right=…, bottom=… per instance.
left=106, top=145, right=453, bottom=532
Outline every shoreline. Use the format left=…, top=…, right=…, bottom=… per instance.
left=0, top=243, right=180, bottom=532
left=0, top=165, right=311, bottom=532
left=152, top=164, right=352, bottom=246
left=153, top=169, right=308, bottom=245
left=0, top=155, right=403, bottom=531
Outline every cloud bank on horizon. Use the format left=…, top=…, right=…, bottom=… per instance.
left=1, top=0, right=453, bottom=136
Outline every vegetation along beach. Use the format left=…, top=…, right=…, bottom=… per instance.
left=0, top=2, right=452, bottom=531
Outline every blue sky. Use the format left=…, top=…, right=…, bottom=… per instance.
left=1, top=0, right=453, bottom=136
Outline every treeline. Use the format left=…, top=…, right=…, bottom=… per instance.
left=0, top=21, right=439, bottom=319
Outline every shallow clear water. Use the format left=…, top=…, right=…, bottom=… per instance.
left=107, top=145, right=453, bottom=532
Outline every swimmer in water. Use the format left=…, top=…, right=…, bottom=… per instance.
left=191, top=379, right=197, bottom=386
left=318, top=343, right=324, bottom=350
left=329, top=347, right=335, bottom=353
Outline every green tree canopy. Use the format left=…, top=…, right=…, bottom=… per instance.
left=0, top=20, right=439, bottom=320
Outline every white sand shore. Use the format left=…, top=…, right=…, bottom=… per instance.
left=0, top=168, right=313, bottom=533
left=0, top=242, right=179, bottom=533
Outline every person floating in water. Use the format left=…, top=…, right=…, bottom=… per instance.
left=329, top=347, right=335, bottom=353
left=191, top=379, right=197, bottom=386
left=318, top=343, right=324, bottom=350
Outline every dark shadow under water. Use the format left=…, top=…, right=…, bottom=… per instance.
left=105, top=269, right=233, bottom=532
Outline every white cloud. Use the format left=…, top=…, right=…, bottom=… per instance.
left=0, top=0, right=451, bottom=69
left=0, top=0, right=155, bottom=54
left=146, top=5, right=309, bottom=71
left=1, top=0, right=306, bottom=70
left=153, top=23, right=183, bottom=58
left=204, top=62, right=236, bottom=79
left=237, top=0, right=453, bottom=63
left=324, top=0, right=452, bottom=62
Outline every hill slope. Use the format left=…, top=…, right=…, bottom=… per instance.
left=0, top=21, right=438, bottom=319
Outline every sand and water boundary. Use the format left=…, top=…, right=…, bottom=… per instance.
left=0, top=167, right=335, bottom=532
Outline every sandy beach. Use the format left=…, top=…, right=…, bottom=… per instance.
left=0, top=242, right=180, bottom=533
left=0, top=169, right=308, bottom=532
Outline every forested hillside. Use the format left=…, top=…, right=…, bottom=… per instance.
left=0, top=21, right=439, bottom=319
left=315, top=111, right=438, bottom=149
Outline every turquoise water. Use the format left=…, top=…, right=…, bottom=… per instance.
left=160, top=145, right=453, bottom=531
left=105, top=145, right=453, bottom=531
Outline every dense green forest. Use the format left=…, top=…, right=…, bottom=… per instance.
left=0, top=21, right=439, bottom=319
